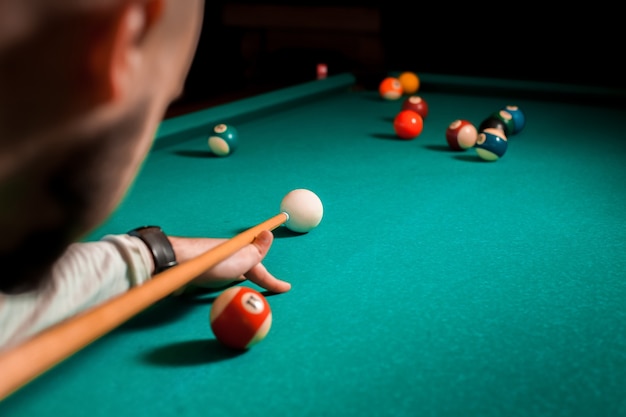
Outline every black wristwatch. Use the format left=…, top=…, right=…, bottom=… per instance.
left=128, top=226, right=177, bottom=274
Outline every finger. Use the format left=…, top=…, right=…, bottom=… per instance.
left=252, top=229, right=273, bottom=255
left=246, top=231, right=291, bottom=292
left=244, top=262, right=291, bottom=293
left=192, top=230, right=276, bottom=284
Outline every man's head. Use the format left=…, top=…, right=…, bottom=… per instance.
left=0, top=0, right=204, bottom=292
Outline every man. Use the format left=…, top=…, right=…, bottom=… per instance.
left=0, top=0, right=290, bottom=349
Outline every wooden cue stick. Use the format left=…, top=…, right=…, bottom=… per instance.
left=0, top=211, right=289, bottom=401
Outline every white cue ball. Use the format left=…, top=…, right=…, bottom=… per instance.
left=279, top=189, right=323, bottom=233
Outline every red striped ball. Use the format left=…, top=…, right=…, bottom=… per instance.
left=210, top=286, right=272, bottom=350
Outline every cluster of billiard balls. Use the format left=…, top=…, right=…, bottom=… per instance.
left=394, top=96, right=429, bottom=139
left=445, top=105, right=526, bottom=161
left=379, top=71, right=420, bottom=99
left=209, top=189, right=324, bottom=350
left=378, top=72, right=430, bottom=140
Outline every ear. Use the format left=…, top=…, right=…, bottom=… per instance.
left=87, top=0, right=164, bottom=103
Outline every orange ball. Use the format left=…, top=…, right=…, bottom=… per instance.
left=398, top=71, right=420, bottom=95
left=210, top=286, right=272, bottom=350
left=393, top=109, right=423, bottom=140
left=379, top=77, right=403, bottom=100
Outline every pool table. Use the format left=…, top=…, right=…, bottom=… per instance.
left=1, top=73, right=626, bottom=417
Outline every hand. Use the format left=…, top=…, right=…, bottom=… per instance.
left=168, top=230, right=291, bottom=294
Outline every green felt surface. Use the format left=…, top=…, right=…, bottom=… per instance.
left=2, top=73, right=626, bottom=417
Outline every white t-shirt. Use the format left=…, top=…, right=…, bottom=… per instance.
left=0, top=234, right=154, bottom=350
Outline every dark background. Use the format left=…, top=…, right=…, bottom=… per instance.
left=169, top=1, right=624, bottom=115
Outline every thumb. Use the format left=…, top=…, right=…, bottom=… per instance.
left=252, top=229, right=274, bottom=257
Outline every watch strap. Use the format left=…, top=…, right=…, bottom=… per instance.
left=128, top=226, right=177, bottom=274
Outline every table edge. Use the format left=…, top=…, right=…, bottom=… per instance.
left=154, top=73, right=357, bottom=150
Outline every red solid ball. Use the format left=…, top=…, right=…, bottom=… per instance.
left=393, top=109, right=423, bottom=140
left=401, top=95, right=429, bottom=119
left=209, top=286, right=272, bottom=350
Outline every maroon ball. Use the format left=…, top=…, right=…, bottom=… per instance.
left=401, top=95, right=429, bottom=119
